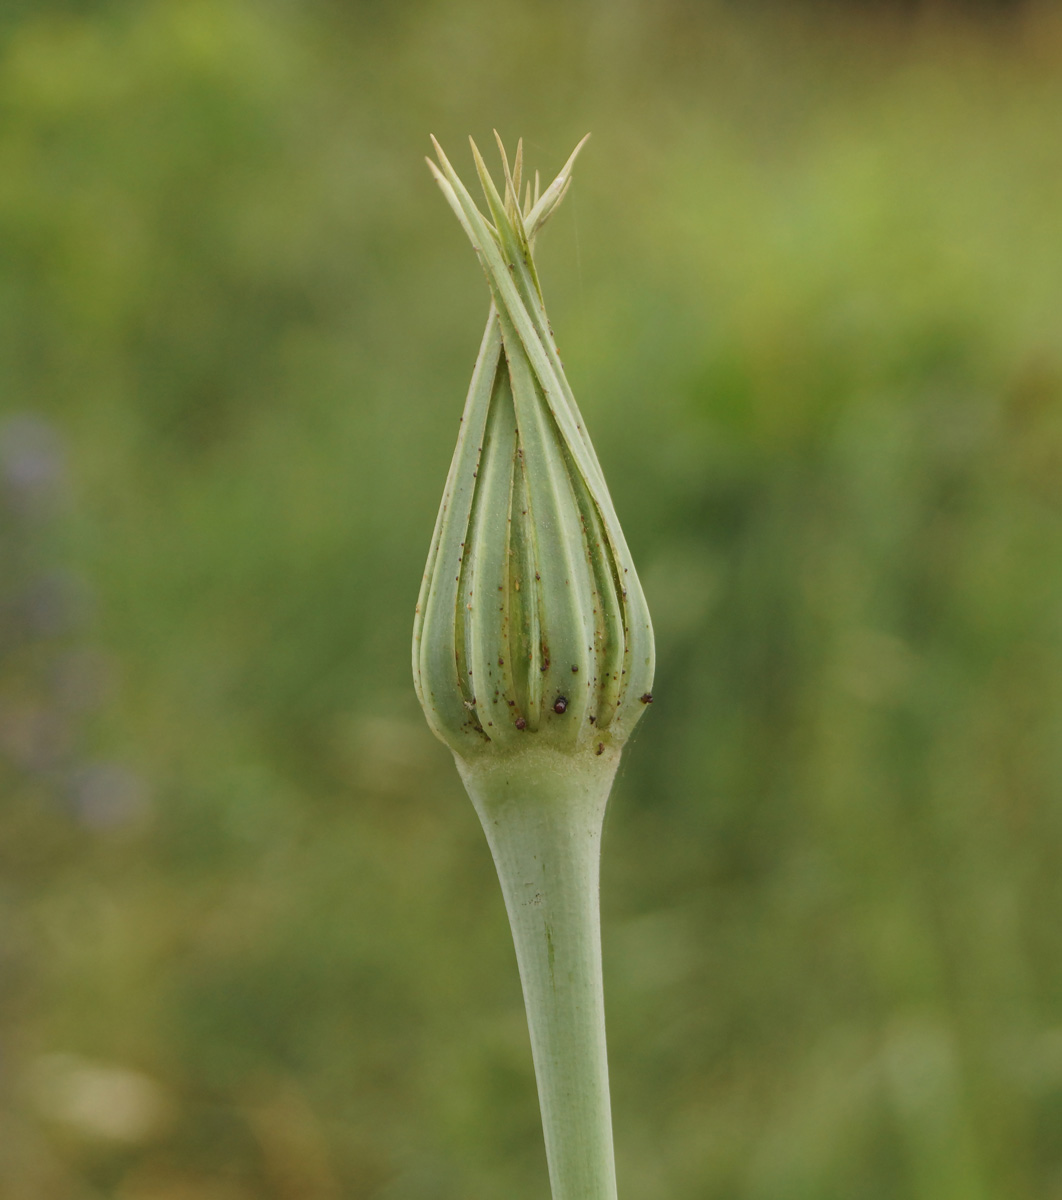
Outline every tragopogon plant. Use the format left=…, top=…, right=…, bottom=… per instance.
left=413, top=133, right=654, bottom=1200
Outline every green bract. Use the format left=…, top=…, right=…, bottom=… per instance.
left=413, top=134, right=655, bottom=764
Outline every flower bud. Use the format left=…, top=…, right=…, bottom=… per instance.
left=413, top=134, right=654, bottom=764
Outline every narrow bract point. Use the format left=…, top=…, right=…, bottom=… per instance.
left=413, top=135, right=654, bottom=764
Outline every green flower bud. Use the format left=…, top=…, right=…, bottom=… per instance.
left=413, top=134, right=655, bottom=765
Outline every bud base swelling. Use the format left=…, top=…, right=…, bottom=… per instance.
left=413, top=135, right=654, bottom=1200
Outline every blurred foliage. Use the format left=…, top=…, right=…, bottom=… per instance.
left=2, top=0, right=1062, bottom=1197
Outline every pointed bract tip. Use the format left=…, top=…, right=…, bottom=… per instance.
left=564, top=133, right=592, bottom=173
left=491, top=130, right=511, bottom=174
left=468, top=135, right=490, bottom=178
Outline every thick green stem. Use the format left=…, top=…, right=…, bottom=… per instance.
left=457, top=746, right=621, bottom=1200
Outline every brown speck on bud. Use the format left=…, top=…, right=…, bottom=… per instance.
left=553, top=697, right=568, bottom=715
left=515, top=716, right=527, bottom=730
left=640, top=692, right=653, bottom=704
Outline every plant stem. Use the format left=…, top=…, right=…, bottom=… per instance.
left=457, top=745, right=622, bottom=1200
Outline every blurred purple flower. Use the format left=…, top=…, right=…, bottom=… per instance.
left=0, top=414, right=67, bottom=514
left=21, top=570, right=93, bottom=636
left=67, top=764, right=148, bottom=829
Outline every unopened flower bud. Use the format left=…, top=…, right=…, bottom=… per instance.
left=413, top=134, right=654, bottom=764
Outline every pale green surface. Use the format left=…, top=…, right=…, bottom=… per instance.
left=459, top=747, right=621, bottom=1200
left=2, top=2, right=1062, bottom=1198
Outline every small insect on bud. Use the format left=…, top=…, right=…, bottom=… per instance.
left=553, top=697, right=568, bottom=715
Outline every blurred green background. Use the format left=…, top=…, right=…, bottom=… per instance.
left=2, top=0, right=1062, bottom=1196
